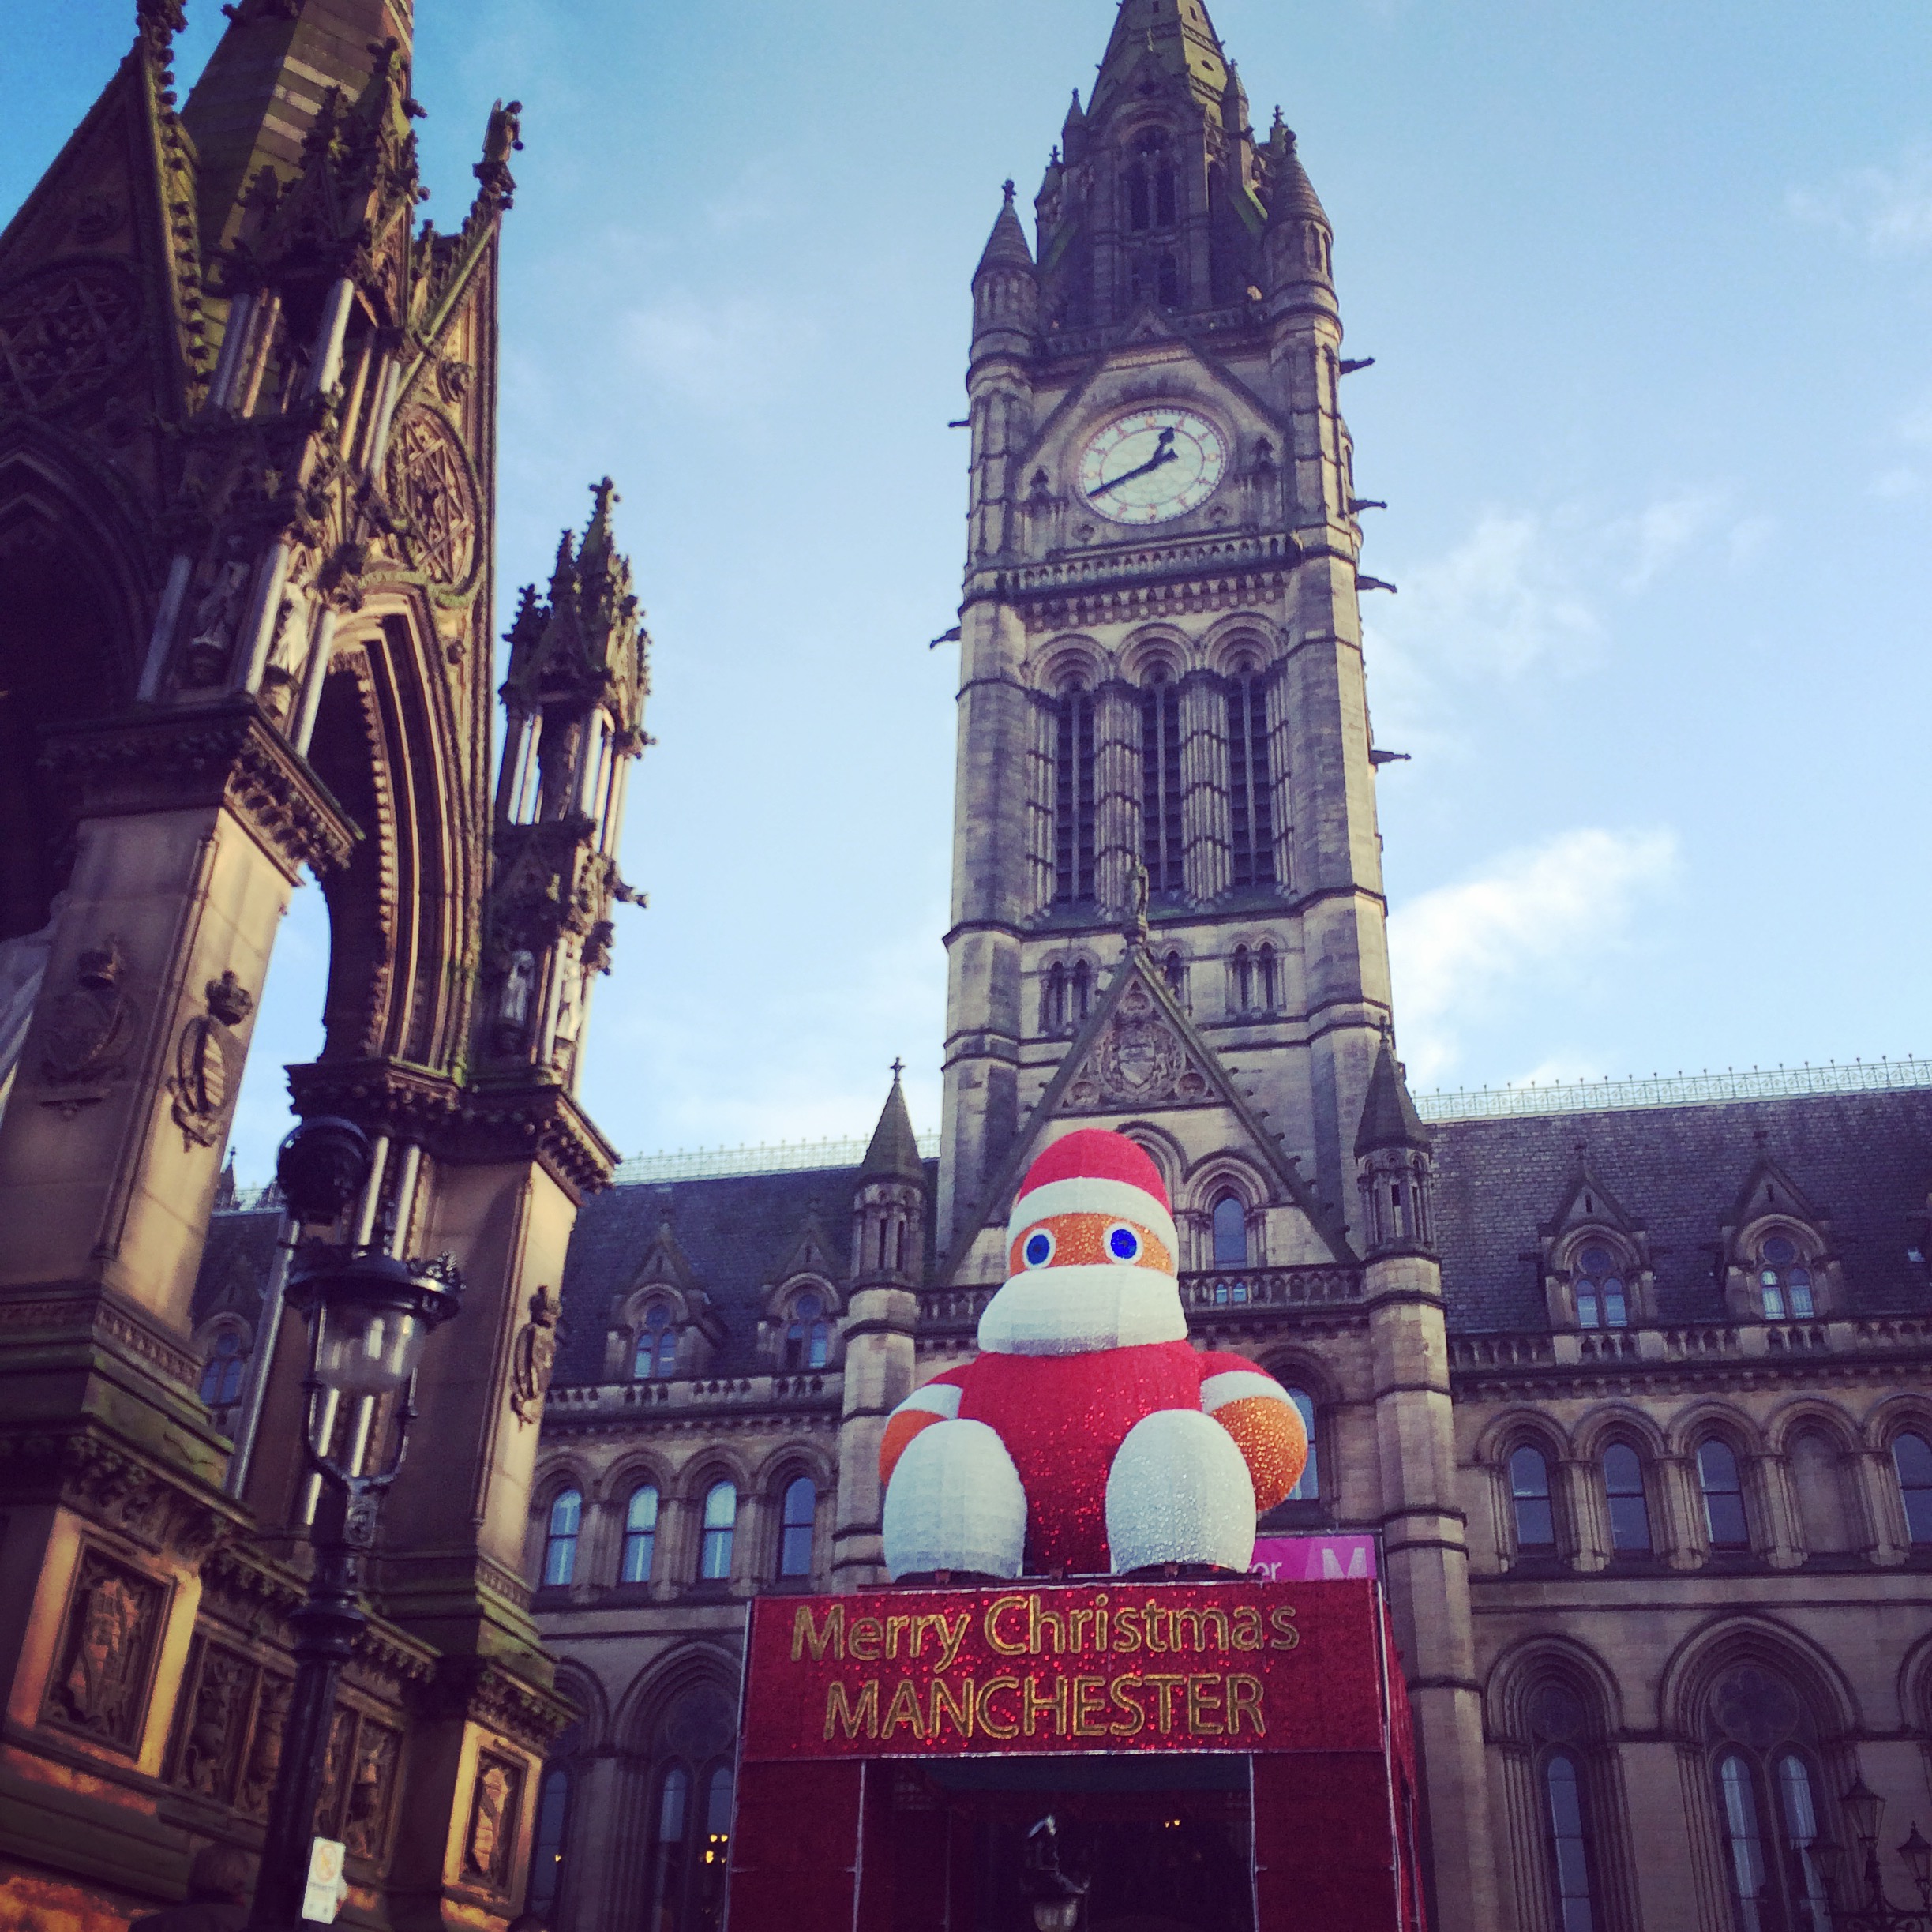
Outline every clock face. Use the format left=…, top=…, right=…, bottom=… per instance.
left=1077, top=407, right=1229, bottom=526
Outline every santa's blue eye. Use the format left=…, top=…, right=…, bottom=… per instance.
left=1022, top=1229, right=1056, bottom=1268
left=1107, top=1224, right=1142, bottom=1261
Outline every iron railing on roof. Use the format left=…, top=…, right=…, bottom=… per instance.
left=610, top=1132, right=941, bottom=1187
left=1416, top=1057, right=1932, bottom=1123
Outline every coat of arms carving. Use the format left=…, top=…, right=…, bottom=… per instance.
left=1063, top=980, right=1210, bottom=1112
left=509, top=1284, right=561, bottom=1424
left=39, top=936, right=138, bottom=1100
left=169, top=970, right=255, bottom=1148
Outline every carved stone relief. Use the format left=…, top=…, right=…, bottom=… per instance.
left=39, top=936, right=138, bottom=1102
left=238, top=1671, right=292, bottom=1816
left=385, top=407, right=478, bottom=590
left=171, top=1636, right=260, bottom=1803
left=0, top=263, right=142, bottom=415
left=463, top=1751, right=523, bottom=1891
left=41, top=1546, right=167, bottom=1750
left=169, top=970, right=255, bottom=1149
left=1061, top=981, right=1210, bottom=1112
left=509, top=1285, right=561, bottom=1424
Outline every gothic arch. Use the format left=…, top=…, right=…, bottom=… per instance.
left=1657, top=1613, right=1862, bottom=1745
left=1474, top=1406, right=1573, bottom=1466
left=1859, top=1390, right=1932, bottom=1454
left=614, top=1642, right=741, bottom=1760
left=1664, top=1398, right=1765, bottom=1461
left=1251, top=1345, right=1341, bottom=1412
left=1032, top=634, right=1109, bottom=695
left=1182, top=1152, right=1268, bottom=1216
left=531, top=1453, right=596, bottom=1517
left=1114, top=1120, right=1185, bottom=1201
left=1764, top=1395, right=1860, bottom=1457
left=601, top=1449, right=677, bottom=1509
left=749, top=1440, right=835, bottom=1495
left=1120, top=625, right=1191, bottom=685
left=1897, top=1633, right=1932, bottom=1737
left=550, top=1660, right=611, bottom=1755
left=1202, top=615, right=1279, bottom=676
left=677, top=1447, right=753, bottom=1504
left=1485, top=1632, right=1626, bottom=1743
left=1570, top=1401, right=1669, bottom=1461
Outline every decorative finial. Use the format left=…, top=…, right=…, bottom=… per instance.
left=1003, top=178, right=1016, bottom=204
left=890, top=1057, right=906, bottom=1082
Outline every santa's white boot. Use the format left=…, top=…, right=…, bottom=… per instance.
left=883, top=1419, right=1027, bottom=1579
left=1105, top=1409, right=1257, bottom=1573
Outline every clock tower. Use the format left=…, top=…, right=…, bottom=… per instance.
left=938, top=0, right=1394, bottom=1281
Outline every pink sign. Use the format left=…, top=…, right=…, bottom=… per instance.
left=1250, top=1534, right=1377, bottom=1584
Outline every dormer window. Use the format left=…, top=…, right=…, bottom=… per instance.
left=633, top=1302, right=677, bottom=1380
left=1756, top=1234, right=1814, bottom=1319
left=783, top=1292, right=830, bottom=1372
left=198, top=1329, right=249, bottom=1408
left=1573, top=1244, right=1629, bottom=1330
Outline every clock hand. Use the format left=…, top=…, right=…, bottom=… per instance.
left=1090, top=431, right=1180, bottom=498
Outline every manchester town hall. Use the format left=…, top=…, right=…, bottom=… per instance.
left=0, top=4, right=1926, bottom=1932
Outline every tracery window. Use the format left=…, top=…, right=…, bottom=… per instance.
left=1053, top=688, right=1097, bottom=904
left=527, top=1763, right=572, bottom=1915
left=1510, top=1446, right=1557, bottom=1554
left=1212, top=1192, right=1248, bottom=1267
left=622, top=1484, right=659, bottom=1584
left=646, top=1760, right=734, bottom=1932
left=1602, top=1443, right=1653, bottom=1555
left=1707, top=1667, right=1833, bottom=1932
left=1757, top=1235, right=1815, bottom=1320
left=198, top=1330, right=249, bottom=1407
left=783, top=1291, right=829, bottom=1371
left=1698, top=1440, right=1751, bottom=1551
left=778, top=1476, right=816, bottom=1578
left=542, top=1488, right=582, bottom=1588
left=635, top=1302, right=678, bottom=1380
left=1893, top=1431, right=1932, bottom=1545
left=1226, top=673, right=1276, bottom=888
left=1573, top=1244, right=1629, bottom=1330
left=699, top=1480, right=737, bottom=1581
left=1071, top=958, right=1093, bottom=1024
left=1140, top=676, right=1184, bottom=891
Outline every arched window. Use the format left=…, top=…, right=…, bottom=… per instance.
left=1044, top=961, right=1067, bottom=1033
left=542, top=1488, right=582, bottom=1588
left=1053, top=688, right=1097, bottom=905
left=643, top=1687, right=736, bottom=1932
left=1698, top=1440, right=1750, bottom=1550
left=1140, top=677, right=1183, bottom=890
left=1071, top=958, right=1093, bottom=1023
left=1893, top=1431, right=1932, bottom=1545
left=778, top=1476, right=816, bottom=1578
left=527, top=1763, right=571, bottom=1915
left=1226, top=672, right=1276, bottom=889
left=198, top=1330, right=249, bottom=1406
left=647, top=1764, right=690, bottom=1932
left=1602, top=1443, right=1651, bottom=1555
left=696, top=1765, right=733, bottom=1918
left=1526, top=1685, right=1601, bottom=1932
left=1127, top=130, right=1175, bottom=233
left=1255, top=940, right=1277, bottom=1011
left=1510, top=1446, right=1557, bottom=1553
left=635, top=1303, right=677, bottom=1380
left=783, top=1292, right=829, bottom=1371
left=1285, top=1387, right=1318, bottom=1503
left=1212, top=1193, right=1248, bottom=1267
left=1155, top=252, right=1180, bottom=308
left=622, top=1484, right=659, bottom=1584
left=1758, top=1234, right=1815, bottom=1320
left=1707, top=1666, right=1833, bottom=1932
left=1572, top=1244, right=1629, bottom=1331
left=1232, top=945, right=1252, bottom=1011
left=699, top=1480, right=737, bottom=1581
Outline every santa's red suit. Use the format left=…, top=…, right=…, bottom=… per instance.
left=880, top=1130, right=1306, bottom=1577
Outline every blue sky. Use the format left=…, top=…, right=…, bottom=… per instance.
left=11, top=2, right=1930, bottom=1180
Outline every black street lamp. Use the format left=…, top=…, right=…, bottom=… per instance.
left=1813, top=1780, right=1932, bottom=1932
left=247, top=1117, right=462, bottom=1931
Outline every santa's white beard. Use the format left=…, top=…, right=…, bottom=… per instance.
left=977, top=1262, right=1188, bottom=1356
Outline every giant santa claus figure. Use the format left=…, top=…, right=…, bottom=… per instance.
left=880, top=1128, right=1307, bottom=1578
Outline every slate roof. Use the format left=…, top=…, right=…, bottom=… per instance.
left=193, top=1210, right=282, bottom=1326
left=1431, top=1090, right=1932, bottom=1334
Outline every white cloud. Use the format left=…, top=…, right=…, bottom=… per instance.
left=1387, top=827, right=1680, bottom=1086
left=1788, top=146, right=1932, bottom=256
left=623, top=291, right=812, bottom=414
left=1610, top=490, right=1725, bottom=591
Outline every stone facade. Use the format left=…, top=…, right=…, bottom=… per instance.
left=501, top=6, right=1932, bottom=1932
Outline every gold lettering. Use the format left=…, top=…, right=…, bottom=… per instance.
left=825, top=1679, right=880, bottom=1741
left=936, top=1611, right=973, bottom=1671
left=931, top=1677, right=974, bottom=1742
left=1227, top=1674, right=1266, bottom=1738
left=850, top=1617, right=883, bottom=1662
left=1071, top=1675, right=1108, bottom=1738
left=1145, top=1672, right=1186, bottom=1733
left=1268, top=1606, right=1300, bottom=1651
left=1144, top=1604, right=1171, bottom=1653
left=881, top=1678, right=925, bottom=1739
left=1172, top=1606, right=1230, bottom=1653
left=1187, top=1674, right=1225, bottom=1736
left=1109, top=1674, right=1147, bottom=1737
left=1069, top=1607, right=1095, bottom=1651
left=885, top=1614, right=913, bottom=1658
left=1022, top=1675, right=1069, bottom=1737
left=1028, top=1595, right=1065, bottom=1655
left=985, top=1596, right=1030, bottom=1656
left=977, top=1675, right=1020, bottom=1739
left=1094, top=1593, right=1110, bottom=1649
left=1112, top=1606, right=1142, bottom=1653
left=793, top=1602, right=845, bottom=1662
left=1230, top=1607, right=1265, bottom=1652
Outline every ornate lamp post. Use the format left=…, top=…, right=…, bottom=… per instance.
left=1810, top=1779, right=1932, bottom=1931
left=247, top=1117, right=463, bottom=1930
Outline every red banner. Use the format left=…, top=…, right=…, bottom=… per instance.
left=741, top=1578, right=1385, bottom=1760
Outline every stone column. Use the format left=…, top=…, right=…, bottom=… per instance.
left=1561, top=1457, right=1609, bottom=1571
left=1092, top=678, right=1141, bottom=917
left=1177, top=670, right=1231, bottom=902
left=1654, top=1453, right=1705, bottom=1571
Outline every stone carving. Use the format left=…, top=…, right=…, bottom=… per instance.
left=0, top=263, right=142, bottom=415
left=343, top=1720, right=402, bottom=1860
left=509, top=1285, right=561, bottom=1424
left=317, top=1702, right=357, bottom=1833
left=178, top=1640, right=257, bottom=1802
left=497, top=948, right=535, bottom=1045
left=179, top=557, right=253, bottom=688
left=169, top=970, right=255, bottom=1148
left=39, top=936, right=138, bottom=1097
left=385, top=408, right=478, bottom=589
left=1062, top=979, right=1210, bottom=1112
left=463, top=1753, right=522, bottom=1889
left=238, top=1672, right=291, bottom=1816
left=42, top=1547, right=165, bottom=1749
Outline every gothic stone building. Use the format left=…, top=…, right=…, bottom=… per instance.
left=479, top=6, right=1932, bottom=1932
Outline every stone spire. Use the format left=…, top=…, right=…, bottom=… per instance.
left=975, top=180, right=1036, bottom=278
left=1091, top=0, right=1232, bottom=120
left=858, top=1064, right=925, bottom=1184
left=1355, top=1039, right=1431, bottom=1157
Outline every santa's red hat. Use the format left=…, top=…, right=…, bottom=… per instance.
left=1007, top=1128, right=1179, bottom=1259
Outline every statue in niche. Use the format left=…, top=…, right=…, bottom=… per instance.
left=181, top=557, right=251, bottom=687
left=496, top=949, right=536, bottom=1048
left=535, top=713, right=582, bottom=822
